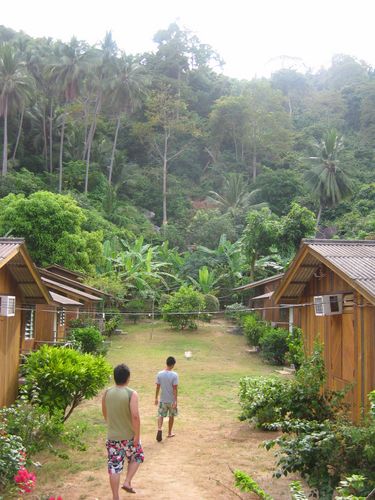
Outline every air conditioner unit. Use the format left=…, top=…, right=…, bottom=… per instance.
left=0, top=295, right=16, bottom=317
left=313, top=294, right=343, bottom=316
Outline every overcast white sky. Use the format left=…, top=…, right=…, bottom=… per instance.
left=3, top=0, right=375, bottom=79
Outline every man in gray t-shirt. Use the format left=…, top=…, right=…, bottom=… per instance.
left=155, top=356, right=178, bottom=442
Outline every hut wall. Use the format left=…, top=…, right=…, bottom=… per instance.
left=298, top=264, right=367, bottom=421
left=0, top=267, right=22, bottom=407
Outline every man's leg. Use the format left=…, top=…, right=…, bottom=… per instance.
left=168, top=416, right=175, bottom=437
left=156, top=416, right=163, bottom=441
left=109, top=473, right=121, bottom=500
left=123, top=458, right=140, bottom=490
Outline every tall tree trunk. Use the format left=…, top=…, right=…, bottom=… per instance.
left=252, top=126, right=257, bottom=182
left=84, top=94, right=102, bottom=194
left=233, top=126, right=238, bottom=162
left=315, top=204, right=323, bottom=236
left=83, top=93, right=101, bottom=160
left=2, top=97, right=8, bottom=176
left=11, top=107, right=25, bottom=161
left=252, top=150, right=257, bottom=183
left=49, top=100, right=53, bottom=173
left=42, top=106, right=48, bottom=171
left=58, top=112, right=66, bottom=193
left=82, top=97, right=90, bottom=160
left=162, top=132, right=168, bottom=226
left=108, top=115, right=121, bottom=185
left=287, top=94, right=293, bottom=118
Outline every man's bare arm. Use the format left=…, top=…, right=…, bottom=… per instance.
left=173, top=384, right=178, bottom=408
left=101, top=390, right=108, bottom=421
left=130, top=391, right=141, bottom=447
left=155, top=383, right=160, bottom=405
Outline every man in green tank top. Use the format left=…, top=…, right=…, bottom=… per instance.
left=102, top=364, right=144, bottom=498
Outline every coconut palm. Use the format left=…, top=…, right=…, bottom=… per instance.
left=107, top=54, right=147, bottom=184
left=0, top=44, right=32, bottom=175
left=208, top=173, right=266, bottom=213
left=306, top=129, right=352, bottom=229
left=50, top=38, right=92, bottom=191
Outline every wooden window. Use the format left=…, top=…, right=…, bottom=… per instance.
left=58, top=307, right=65, bottom=326
left=24, top=305, right=36, bottom=340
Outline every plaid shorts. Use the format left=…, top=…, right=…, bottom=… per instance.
left=158, top=402, right=178, bottom=417
left=106, top=438, right=144, bottom=474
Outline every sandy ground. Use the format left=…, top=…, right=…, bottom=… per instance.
left=30, top=322, right=299, bottom=500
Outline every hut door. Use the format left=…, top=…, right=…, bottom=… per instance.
left=330, top=313, right=355, bottom=388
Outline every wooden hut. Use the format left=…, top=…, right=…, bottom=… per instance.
left=233, top=274, right=299, bottom=329
left=0, top=238, right=50, bottom=407
left=274, top=239, right=375, bottom=421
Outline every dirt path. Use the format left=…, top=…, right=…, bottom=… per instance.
left=33, top=321, right=297, bottom=499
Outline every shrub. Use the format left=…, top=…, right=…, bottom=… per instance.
left=0, top=396, right=63, bottom=455
left=242, top=314, right=268, bottom=346
left=259, top=327, right=289, bottom=365
left=238, top=345, right=346, bottom=428
left=68, top=326, right=106, bottom=354
left=239, top=376, right=291, bottom=427
left=124, top=299, right=146, bottom=323
left=285, top=326, right=305, bottom=369
left=204, top=294, right=220, bottom=312
left=23, top=346, right=111, bottom=421
left=104, top=315, right=122, bottom=336
left=0, top=430, right=25, bottom=489
left=224, top=302, right=247, bottom=323
left=264, top=418, right=375, bottom=499
left=162, top=286, right=206, bottom=330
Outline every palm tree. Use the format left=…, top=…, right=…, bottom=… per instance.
left=208, top=173, right=266, bottom=212
left=0, top=44, right=32, bottom=176
left=50, top=38, right=92, bottom=192
left=107, top=54, right=147, bottom=184
left=306, top=129, right=352, bottom=230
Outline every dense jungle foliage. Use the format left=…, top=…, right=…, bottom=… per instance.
left=0, top=23, right=374, bottom=303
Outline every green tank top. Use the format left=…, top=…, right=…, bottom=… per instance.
left=105, top=386, right=135, bottom=440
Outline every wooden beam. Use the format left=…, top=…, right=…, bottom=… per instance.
left=290, top=281, right=307, bottom=284
left=299, top=264, right=318, bottom=268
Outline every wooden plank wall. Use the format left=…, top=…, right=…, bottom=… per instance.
left=0, top=267, right=22, bottom=407
left=298, top=264, right=374, bottom=421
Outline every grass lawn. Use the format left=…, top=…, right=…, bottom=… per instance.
left=20, top=319, right=295, bottom=499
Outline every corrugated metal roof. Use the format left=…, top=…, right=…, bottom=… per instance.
left=233, top=273, right=284, bottom=291
left=275, top=239, right=375, bottom=304
left=42, top=277, right=101, bottom=301
left=0, top=240, right=50, bottom=303
left=0, top=238, right=24, bottom=263
left=251, top=291, right=274, bottom=300
left=39, top=268, right=109, bottom=297
left=50, top=291, right=83, bottom=307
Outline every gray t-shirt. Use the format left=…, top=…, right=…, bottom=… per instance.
left=156, top=370, right=179, bottom=403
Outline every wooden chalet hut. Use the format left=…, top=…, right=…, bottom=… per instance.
left=274, top=239, right=375, bottom=421
left=233, top=274, right=300, bottom=329
left=0, top=238, right=50, bottom=407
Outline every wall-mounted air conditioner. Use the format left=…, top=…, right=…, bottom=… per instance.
left=0, top=295, right=16, bottom=317
left=313, top=294, right=343, bottom=316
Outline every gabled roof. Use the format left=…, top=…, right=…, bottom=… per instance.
left=44, top=264, right=86, bottom=281
left=41, top=277, right=102, bottom=302
left=274, top=239, right=375, bottom=305
left=0, top=238, right=51, bottom=304
left=233, top=273, right=284, bottom=292
left=50, top=291, right=83, bottom=307
left=39, top=268, right=109, bottom=298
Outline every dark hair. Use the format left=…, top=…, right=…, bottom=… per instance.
left=114, top=364, right=130, bottom=384
left=166, top=356, right=176, bottom=367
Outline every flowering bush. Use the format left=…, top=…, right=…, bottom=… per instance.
left=14, top=467, right=36, bottom=494
left=0, top=424, right=26, bottom=488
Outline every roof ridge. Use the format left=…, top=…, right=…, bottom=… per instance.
left=303, top=239, right=375, bottom=245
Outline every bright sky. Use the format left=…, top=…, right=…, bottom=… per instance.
left=3, top=0, right=375, bottom=79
